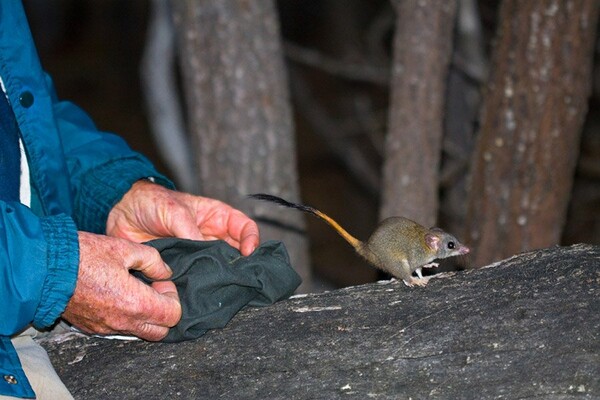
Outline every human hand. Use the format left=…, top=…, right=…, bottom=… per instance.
left=62, top=231, right=182, bottom=341
left=106, top=180, right=260, bottom=256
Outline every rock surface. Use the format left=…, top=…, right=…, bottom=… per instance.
left=42, top=244, right=600, bottom=399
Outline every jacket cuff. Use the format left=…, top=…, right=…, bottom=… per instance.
left=33, top=214, right=79, bottom=329
left=74, top=156, right=174, bottom=233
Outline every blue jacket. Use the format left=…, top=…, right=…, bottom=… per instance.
left=0, top=3, right=172, bottom=398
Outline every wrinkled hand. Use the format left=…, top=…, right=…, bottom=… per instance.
left=62, top=232, right=182, bottom=341
left=106, top=180, right=260, bottom=256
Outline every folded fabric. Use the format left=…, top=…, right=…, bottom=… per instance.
left=136, top=239, right=301, bottom=343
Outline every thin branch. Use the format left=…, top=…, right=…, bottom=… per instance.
left=289, top=69, right=381, bottom=194
left=141, top=0, right=197, bottom=192
left=284, top=41, right=390, bottom=86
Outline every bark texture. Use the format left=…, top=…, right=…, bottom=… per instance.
left=43, top=244, right=600, bottom=399
left=465, top=0, right=599, bottom=267
left=172, top=1, right=310, bottom=288
left=381, top=0, right=457, bottom=227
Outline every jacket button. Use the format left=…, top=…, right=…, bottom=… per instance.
left=19, top=91, right=34, bottom=108
left=3, top=375, right=17, bottom=384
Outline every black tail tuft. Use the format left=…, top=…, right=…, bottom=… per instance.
left=248, top=193, right=317, bottom=215
left=248, top=193, right=363, bottom=251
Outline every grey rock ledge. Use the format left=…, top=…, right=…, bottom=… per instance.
left=42, top=244, right=600, bottom=399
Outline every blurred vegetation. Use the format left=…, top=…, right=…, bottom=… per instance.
left=26, top=0, right=600, bottom=288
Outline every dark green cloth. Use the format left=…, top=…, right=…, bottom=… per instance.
left=138, top=239, right=301, bottom=343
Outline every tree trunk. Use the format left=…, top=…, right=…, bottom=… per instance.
left=381, top=0, right=458, bottom=227
left=172, top=0, right=311, bottom=290
left=465, top=0, right=599, bottom=267
left=439, top=0, right=487, bottom=237
left=141, top=0, right=196, bottom=193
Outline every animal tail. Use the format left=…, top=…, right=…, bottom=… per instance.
left=248, top=193, right=362, bottom=250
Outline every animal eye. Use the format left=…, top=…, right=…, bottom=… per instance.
left=447, top=242, right=455, bottom=249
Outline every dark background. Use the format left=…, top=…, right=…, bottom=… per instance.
left=25, top=1, right=600, bottom=287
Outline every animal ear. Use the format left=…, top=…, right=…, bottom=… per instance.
left=425, top=233, right=440, bottom=251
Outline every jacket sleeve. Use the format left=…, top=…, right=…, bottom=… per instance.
left=45, top=74, right=175, bottom=234
left=0, top=201, right=78, bottom=335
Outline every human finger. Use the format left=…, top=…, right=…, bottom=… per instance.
left=239, top=224, right=259, bottom=256
left=135, top=322, right=171, bottom=342
left=151, top=281, right=182, bottom=326
left=224, top=209, right=260, bottom=255
left=164, top=204, right=205, bottom=241
left=125, top=243, right=173, bottom=281
left=129, top=281, right=181, bottom=340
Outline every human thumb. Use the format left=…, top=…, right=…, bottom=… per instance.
left=126, top=242, right=173, bottom=281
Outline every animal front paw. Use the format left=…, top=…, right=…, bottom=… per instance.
left=402, top=276, right=430, bottom=287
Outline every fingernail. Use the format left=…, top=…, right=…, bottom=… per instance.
left=164, top=262, right=173, bottom=274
